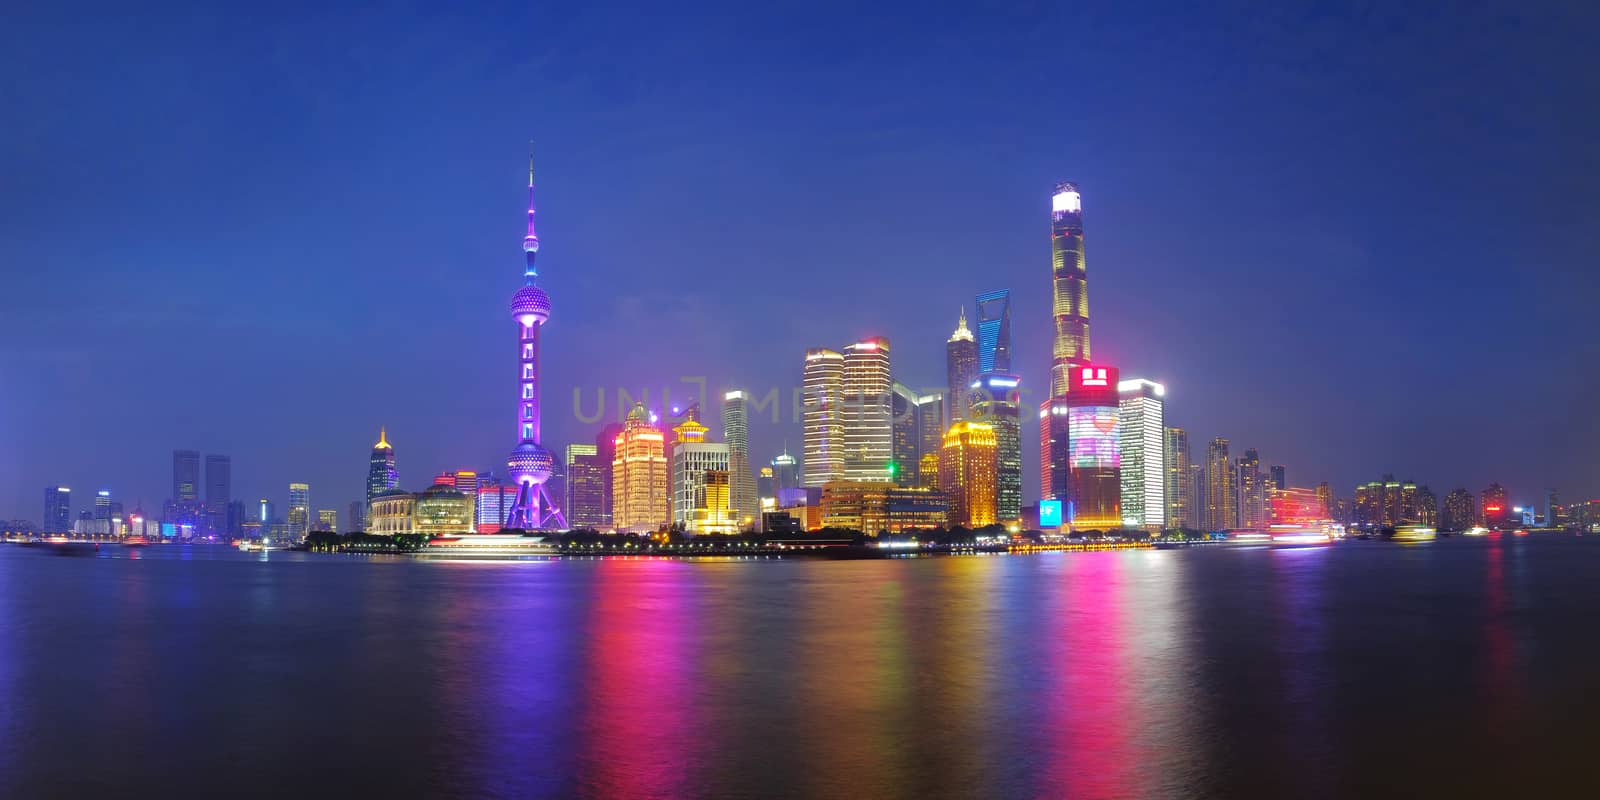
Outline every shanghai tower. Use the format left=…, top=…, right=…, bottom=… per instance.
left=1041, top=181, right=1088, bottom=503
left=504, top=147, right=565, bottom=530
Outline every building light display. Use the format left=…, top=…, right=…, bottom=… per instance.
left=1067, top=364, right=1121, bottom=529
left=1039, top=499, right=1063, bottom=528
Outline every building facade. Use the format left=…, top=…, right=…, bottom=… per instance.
left=1205, top=437, right=1236, bottom=531
left=819, top=481, right=948, bottom=534
left=414, top=484, right=473, bottom=536
left=1066, top=366, right=1121, bottom=530
left=565, top=444, right=607, bottom=529
left=841, top=337, right=892, bottom=482
left=1237, top=449, right=1267, bottom=528
left=43, top=486, right=71, bottom=533
left=1048, top=181, right=1090, bottom=398
left=802, top=347, right=845, bottom=487
left=946, top=309, right=979, bottom=424
left=940, top=421, right=998, bottom=528
left=1442, top=488, right=1477, bottom=531
left=1117, top=379, right=1165, bottom=529
left=1164, top=428, right=1191, bottom=531
left=722, top=390, right=759, bottom=529
left=671, top=416, right=732, bottom=532
left=367, top=428, right=398, bottom=503
left=612, top=402, right=668, bottom=532
left=971, top=373, right=1022, bottom=523
left=975, top=289, right=1012, bottom=375
left=368, top=489, right=416, bottom=535
left=287, top=483, right=310, bottom=538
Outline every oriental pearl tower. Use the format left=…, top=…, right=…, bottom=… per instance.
left=504, top=147, right=565, bottom=530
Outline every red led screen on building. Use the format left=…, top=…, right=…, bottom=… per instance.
left=1067, top=365, right=1120, bottom=406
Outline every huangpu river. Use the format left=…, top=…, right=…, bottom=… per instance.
left=2, top=536, right=1597, bottom=798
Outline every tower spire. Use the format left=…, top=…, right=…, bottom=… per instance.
left=523, top=141, right=539, bottom=281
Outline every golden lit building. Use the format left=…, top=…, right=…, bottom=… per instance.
left=820, top=480, right=948, bottom=535
left=367, top=489, right=415, bottom=535
left=690, top=469, right=739, bottom=535
left=315, top=509, right=337, bottom=532
left=414, top=484, right=473, bottom=535
left=939, top=421, right=997, bottom=528
left=613, top=402, right=668, bottom=532
left=919, top=451, right=941, bottom=491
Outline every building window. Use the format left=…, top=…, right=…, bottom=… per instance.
left=523, top=424, right=534, bottom=439
left=524, top=403, right=534, bottom=419
left=522, top=364, right=534, bottom=379
left=523, top=384, right=534, bottom=399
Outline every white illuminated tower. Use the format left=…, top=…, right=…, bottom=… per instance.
left=505, top=147, right=565, bottom=530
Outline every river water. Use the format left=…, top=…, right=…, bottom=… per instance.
left=1, top=536, right=1595, bottom=798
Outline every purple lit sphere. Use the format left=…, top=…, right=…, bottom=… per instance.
left=510, top=285, right=550, bottom=325
left=506, top=441, right=554, bottom=485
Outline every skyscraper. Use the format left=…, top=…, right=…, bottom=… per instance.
left=1164, top=428, right=1191, bottom=531
left=1048, top=181, right=1089, bottom=397
left=287, top=483, right=310, bottom=538
left=890, top=384, right=944, bottom=489
left=1067, top=365, right=1120, bottom=530
left=504, top=149, right=564, bottom=530
left=1117, top=379, right=1165, bottom=529
left=173, top=449, right=200, bottom=504
left=671, top=415, right=731, bottom=532
left=1270, top=465, right=1286, bottom=491
left=1315, top=481, right=1333, bottom=520
left=43, top=486, right=71, bottom=533
left=771, top=450, right=799, bottom=493
left=565, top=444, right=607, bottom=529
left=1205, top=438, right=1236, bottom=531
left=1442, top=488, right=1477, bottom=531
left=1482, top=483, right=1509, bottom=528
left=1236, top=449, right=1267, bottom=528
left=945, top=309, right=979, bottom=424
left=975, top=289, right=1012, bottom=374
left=1040, top=397, right=1071, bottom=503
left=316, top=509, right=337, bottom=532
left=722, top=390, right=759, bottom=528
left=205, top=454, right=230, bottom=536
left=802, top=347, right=844, bottom=487
left=348, top=499, right=367, bottom=532
left=367, top=428, right=397, bottom=503
left=595, top=423, right=623, bottom=530
left=940, top=421, right=998, bottom=528
left=841, top=337, right=892, bottom=482
left=971, top=373, right=1022, bottom=522
left=613, top=402, right=668, bottom=532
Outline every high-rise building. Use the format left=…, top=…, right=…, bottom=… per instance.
left=671, top=415, right=732, bottom=532
left=1237, top=449, right=1267, bottom=528
left=1067, top=365, right=1120, bottom=530
left=595, top=423, right=623, bottom=530
left=1205, top=438, right=1236, bottom=531
left=975, top=289, right=1012, bottom=374
left=204, top=454, right=230, bottom=535
left=173, top=449, right=200, bottom=504
left=971, top=373, right=1022, bottom=522
left=722, top=390, right=759, bottom=528
left=43, top=486, right=71, bottom=533
left=95, top=490, right=112, bottom=521
left=1164, top=428, right=1191, bottom=531
left=757, top=467, right=776, bottom=516
left=564, top=444, right=606, bottom=529
left=315, top=509, right=337, bottom=532
left=504, top=150, right=564, bottom=530
left=1482, top=483, right=1509, bottom=528
left=771, top=450, right=799, bottom=494
left=841, top=337, right=892, bottom=482
left=258, top=498, right=273, bottom=524
left=1187, top=463, right=1204, bottom=528
left=226, top=500, right=246, bottom=538
left=1040, top=397, right=1072, bottom=504
left=1270, top=465, right=1286, bottom=491
left=367, top=428, right=398, bottom=503
left=802, top=347, right=845, bottom=487
left=890, top=384, right=944, bottom=489
left=474, top=485, right=518, bottom=533
left=946, top=309, right=979, bottom=424
left=348, top=499, right=367, bottom=532
left=940, top=421, right=998, bottom=528
left=1441, top=488, right=1476, bottom=531
left=1117, top=379, right=1165, bottom=529
left=287, top=483, right=310, bottom=537
left=613, top=402, right=668, bottom=532
left=1048, top=182, right=1090, bottom=397
left=1315, top=482, right=1333, bottom=520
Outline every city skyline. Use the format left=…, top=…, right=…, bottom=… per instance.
left=4, top=5, right=1598, bottom=522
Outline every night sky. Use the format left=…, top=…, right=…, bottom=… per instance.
left=3, top=1, right=1598, bottom=522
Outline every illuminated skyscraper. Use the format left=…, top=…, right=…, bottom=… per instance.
left=975, top=290, right=1012, bottom=375
left=1316, top=481, right=1333, bottom=520
left=348, top=499, right=367, bottom=532
left=43, top=486, right=71, bottom=533
left=1163, top=428, right=1191, bottom=531
left=671, top=415, right=731, bottom=532
left=940, top=421, right=998, bottom=528
left=971, top=373, right=1022, bottom=522
left=367, top=427, right=397, bottom=503
left=595, top=423, right=623, bottom=529
left=287, top=482, right=310, bottom=537
left=722, top=390, right=759, bottom=528
left=802, top=348, right=844, bottom=486
left=841, top=337, right=893, bottom=482
left=1205, top=438, right=1236, bottom=531
left=946, top=309, right=978, bottom=424
left=316, top=509, right=337, bottom=532
left=503, top=150, right=563, bottom=529
left=771, top=450, right=799, bottom=493
left=1442, top=488, right=1477, bottom=531
left=1270, top=465, right=1286, bottom=491
left=1117, top=379, right=1165, bottom=529
left=1048, top=181, right=1089, bottom=397
left=564, top=444, right=606, bottom=529
left=613, top=402, right=668, bottom=532
left=1237, top=449, right=1267, bottom=528
left=1067, top=365, right=1120, bottom=530
left=1481, top=483, right=1509, bottom=528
